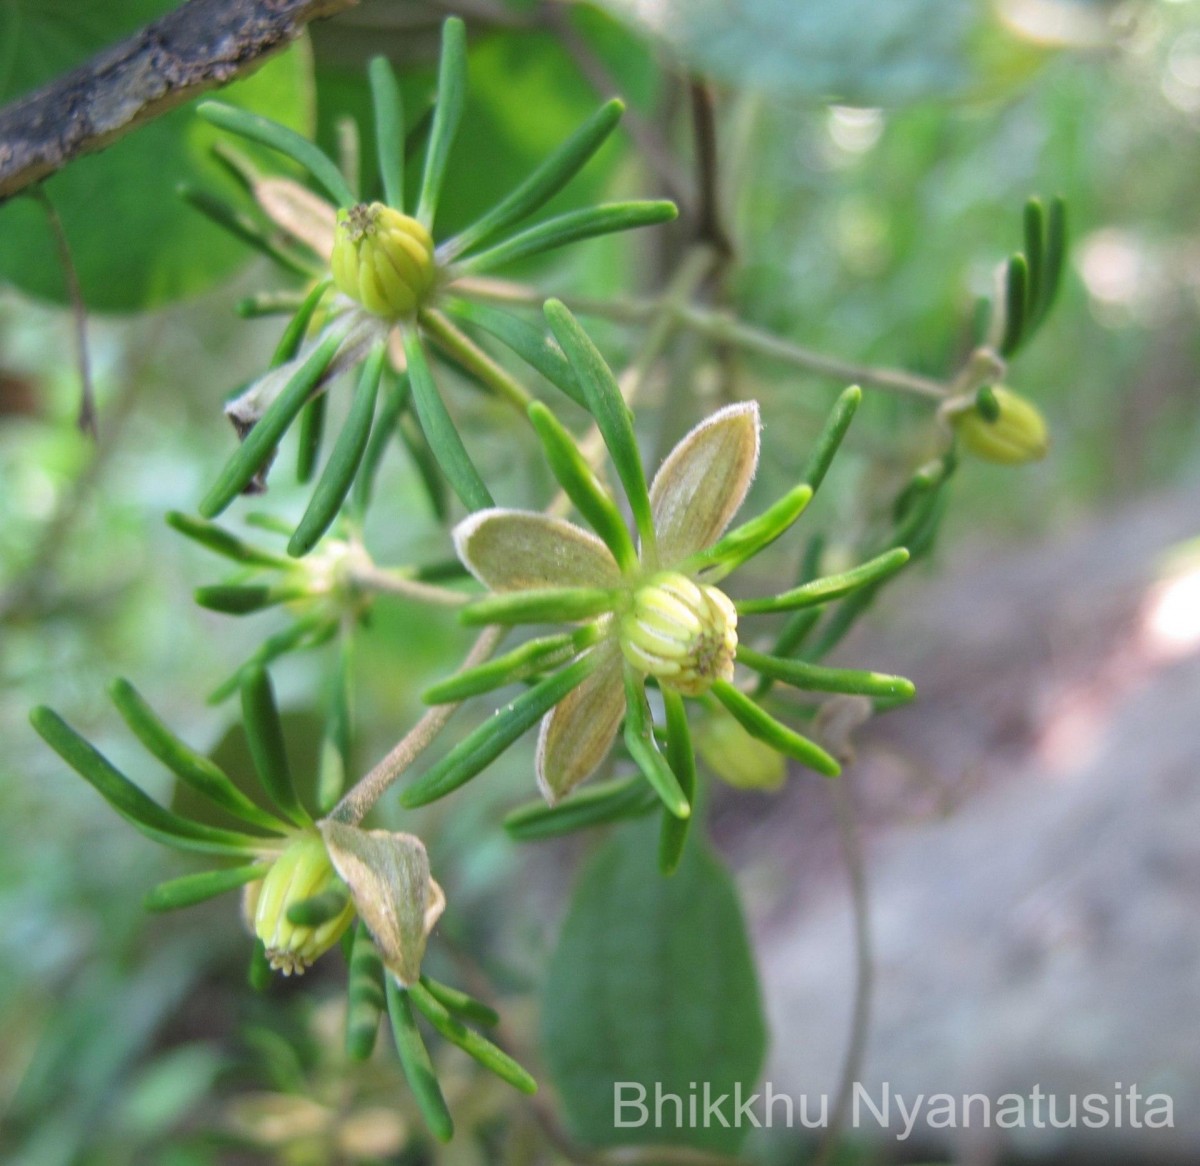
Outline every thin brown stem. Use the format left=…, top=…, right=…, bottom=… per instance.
left=813, top=768, right=874, bottom=1166
left=33, top=188, right=96, bottom=436
left=327, top=625, right=504, bottom=825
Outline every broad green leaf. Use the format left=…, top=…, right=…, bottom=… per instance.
left=541, top=818, right=767, bottom=1154
left=0, top=4, right=313, bottom=310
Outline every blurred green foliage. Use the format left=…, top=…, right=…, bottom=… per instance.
left=2, top=1, right=1199, bottom=1162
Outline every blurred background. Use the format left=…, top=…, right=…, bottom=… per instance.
left=1, top=0, right=1199, bottom=1163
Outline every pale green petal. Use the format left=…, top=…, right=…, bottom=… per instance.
left=649, top=401, right=761, bottom=567
left=454, top=509, right=621, bottom=592
left=254, top=177, right=337, bottom=261
left=319, top=822, right=445, bottom=986
left=536, top=644, right=625, bottom=804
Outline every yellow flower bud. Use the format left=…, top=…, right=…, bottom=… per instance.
left=245, top=830, right=356, bottom=975
left=951, top=386, right=1049, bottom=465
left=619, top=572, right=737, bottom=697
left=330, top=202, right=436, bottom=318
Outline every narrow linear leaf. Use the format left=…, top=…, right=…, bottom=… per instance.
left=398, top=401, right=450, bottom=521
left=240, top=668, right=311, bottom=827
left=736, top=646, right=915, bottom=701
left=272, top=280, right=332, bottom=366
left=386, top=978, right=454, bottom=1142
left=208, top=614, right=337, bottom=705
left=416, top=17, right=468, bottom=229
left=527, top=402, right=637, bottom=571
left=317, top=639, right=354, bottom=814
left=545, top=300, right=656, bottom=552
left=448, top=99, right=625, bottom=257
left=30, top=708, right=266, bottom=856
left=658, top=689, right=696, bottom=875
left=193, top=583, right=311, bottom=615
left=710, top=681, right=840, bottom=777
left=238, top=291, right=306, bottom=317
left=401, top=653, right=601, bottom=808
left=999, top=252, right=1028, bottom=358
left=352, top=369, right=410, bottom=520
left=295, top=392, right=327, bottom=483
left=686, top=483, right=813, bottom=580
left=408, top=981, right=536, bottom=1094
left=368, top=56, right=406, bottom=210
left=443, top=299, right=585, bottom=407
left=405, top=332, right=493, bottom=512
left=109, top=678, right=286, bottom=832
left=1035, top=196, right=1067, bottom=328
left=1023, top=198, right=1045, bottom=314
left=144, top=863, right=269, bottom=912
left=459, top=587, right=616, bottom=627
left=166, top=511, right=290, bottom=568
left=200, top=330, right=342, bottom=518
left=422, top=633, right=579, bottom=703
left=755, top=535, right=826, bottom=700
left=419, top=308, right=532, bottom=408
left=803, top=385, right=861, bottom=492
left=419, top=976, right=500, bottom=1028
left=286, top=888, right=350, bottom=926
left=197, top=101, right=354, bottom=207
left=623, top=670, right=690, bottom=819
left=458, top=202, right=678, bottom=276
left=289, top=344, right=386, bottom=557
left=347, top=924, right=387, bottom=1061
left=249, top=939, right=273, bottom=992
left=179, top=185, right=314, bottom=276
left=737, top=547, right=911, bottom=615
left=504, top=775, right=658, bottom=841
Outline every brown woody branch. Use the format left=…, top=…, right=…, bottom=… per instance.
left=0, top=0, right=357, bottom=203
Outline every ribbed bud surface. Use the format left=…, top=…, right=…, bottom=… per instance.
left=330, top=202, right=436, bottom=318
left=619, top=572, right=737, bottom=696
left=952, top=386, right=1049, bottom=465
left=246, top=830, right=355, bottom=975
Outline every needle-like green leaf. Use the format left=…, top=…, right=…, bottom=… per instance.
left=408, top=980, right=536, bottom=1094
left=30, top=707, right=267, bottom=855
left=197, top=101, right=354, bottom=207
left=658, top=689, right=696, bottom=875
left=419, top=976, right=500, bottom=1028
left=448, top=99, right=625, bottom=257
left=179, top=185, right=314, bottom=276
left=144, top=863, right=269, bottom=912
left=166, top=511, right=291, bottom=568
left=802, top=385, right=861, bottom=493
left=295, top=391, right=327, bottom=484
left=545, top=299, right=656, bottom=554
left=199, top=330, right=342, bottom=518
left=347, top=924, right=387, bottom=1061
left=289, top=343, right=386, bottom=557
left=527, top=401, right=637, bottom=572
left=368, top=56, right=406, bottom=210
left=458, top=201, right=677, bottom=276
left=240, top=668, right=311, bottom=827
left=684, top=483, right=813, bottom=580
left=459, top=587, right=616, bottom=627
left=193, top=583, right=312, bottom=615
left=416, top=17, right=467, bottom=229
left=710, top=681, right=840, bottom=778
left=736, top=646, right=915, bottom=702
left=623, top=670, right=690, bottom=819
left=737, top=548, right=910, bottom=614
left=405, top=331, right=493, bottom=512
left=999, top=252, right=1029, bottom=358
left=109, top=678, right=287, bottom=832
left=401, top=652, right=601, bottom=808
left=387, top=978, right=454, bottom=1142
left=504, top=775, right=659, bottom=841
left=422, top=633, right=580, bottom=703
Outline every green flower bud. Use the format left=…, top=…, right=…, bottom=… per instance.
left=951, top=386, right=1049, bottom=465
left=619, top=572, right=737, bottom=697
left=245, top=830, right=356, bottom=975
left=330, top=202, right=436, bottom=318
left=695, top=713, right=786, bottom=791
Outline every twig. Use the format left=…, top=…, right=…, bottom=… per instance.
left=456, top=277, right=949, bottom=400
left=347, top=563, right=469, bottom=607
left=33, top=188, right=97, bottom=436
left=0, top=0, right=356, bottom=202
left=327, top=624, right=504, bottom=825
left=813, top=768, right=874, bottom=1166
